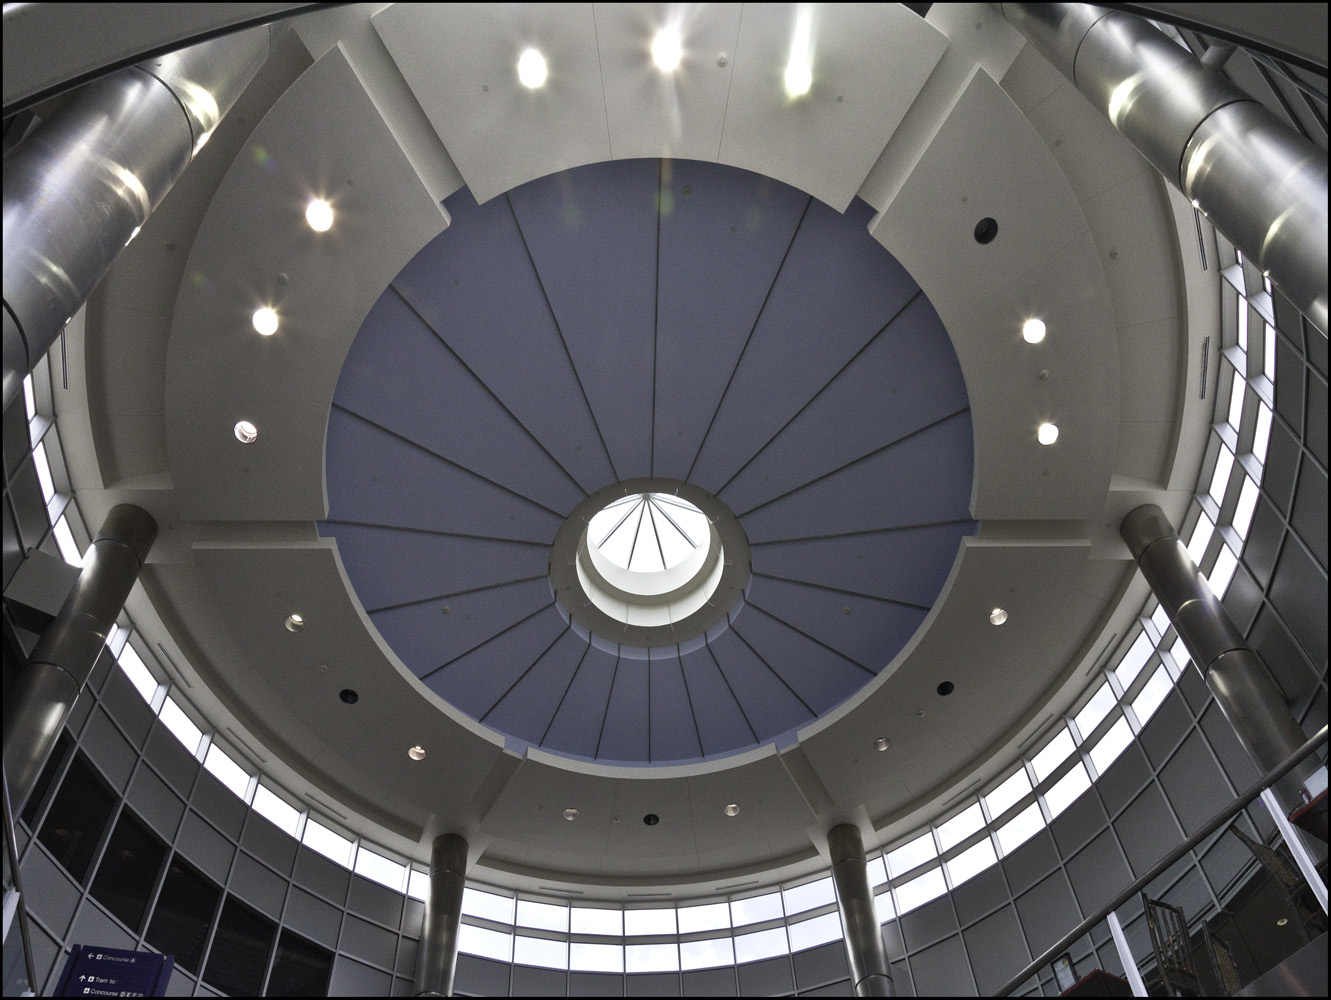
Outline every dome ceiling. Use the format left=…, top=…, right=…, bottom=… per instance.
left=321, top=157, right=975, bottom=765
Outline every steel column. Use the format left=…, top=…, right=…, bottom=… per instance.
left=829, top=824, right=894, bottom=997
left=1120, top=505, right=1320, bottom=825
left=414, top=834, right=467, bottom=997
left=2, top=504, right=156, bottom=811
left=2, top=25, right=274, bottom=409
left=998, top=3, right=1329, bottom=334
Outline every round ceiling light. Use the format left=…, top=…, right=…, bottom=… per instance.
left=563, top=807, right=579, bottom=821
left=1037, top=422, right=1059, bottom=445
left=234, top=420, right=258, bottom=443
left=785, top=60, right=812, bottom=97
left=651, top=28, right=682, bottom=71
left=339, top=688, right=359, bottom=704
left=408, top=745, right=426, bottom=760
left=873, top=737, right=891, bottom=751
left=284, top=613, right=304, bottom=632
left=989, top=607, right=1008, bottom=626
left=252, top=307, right=279, bottom=336
left=305, top=198, right=334, bottom=232
left=1022, top=318, right=1046, bottom=344
left=723, top=803, right=740, bottom=817
left=517, top=48, right=548, bottom=88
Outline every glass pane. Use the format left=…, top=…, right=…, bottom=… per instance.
left=681, top=936, right=734, bottom=970
left=203, top=743, right=251, bottom=799
left=21, top=730, right=72, bottom=829
left=1208, top=545, right=1238, bottom=597
left=463, top=887, right=515, bottom=924
left=1226, top=373, right=1245, bottom=429
left=678, top=902, right=729, bottom=932
left=1031, top=728, right=1075, bottom=784
left=517, top=899, right=568, bottom=932
left=626, top=943, right=679, bottom=972
left=936, top=802, right=984, bottom=852
left=37, top=754, right=115, bottom=882
left=886, top=832, right=937, bottom=877
left=267, top=930, right=334, bottom=998
left=1187, top=514, right=1214, bottom=564
left=1044, top=762, right=1091, bottom=818
left=23, top=373, right=35, bottom=418
left=90, top=810, right=166, bottom=933
left=408, top=869, right=430, bottom=902
left=1167, top=637, right=1190, bottom=677
left=571, top=943, right=623, bottom=972
left=895, top=868, right=946, bottom=914
left=302, top=818, right=354, bottom=867
left=158, top=696, right=203, bottom=755
left=458, top=924, right=511, bottom=962
left=1253, top=403, right=1272, bottom=464
left=996, top=802, right=1045, bottom=856
left=985, top=768, right=1032, bottom=821
left=730, top=891, right=782, bottom=926
left=1089, top=717, right=1133, bottom=775
left=625, top=907, right=676, bottom=935
left=204, top=897, right=277, bottom=997
left=116, top=643, right=158, bottom=702
left=354, top=846, right=406, bottom=891
left=1232, top=476, right=1259, bottom=537
left=788, top=911, right=843, bottom=951
left=571, top=907, right=622, bottom=935
left=1208, top=446, right=1235, bottom=505
left=146, top=858, right=220, bottom=974
left=866, top=854, right=888, bottom=887
left=514, top=935, right=567, bottom=970
left=874, top=890, right=895, bottom=924
left=1074, top=684, right=1116, bottom=742
left=1132, top=664, right=1173, bottom=725
left=33, top=440, right=55, bottom=500
left=1115, top=632, right=1155, bottom=689
left=946, top=837, right=998, bottom=888
left=1150, top=603, right=1170, bottom=637
left=252, top=784, right=301, bottom=837
left=782, top=876, right=835, bottom=915
left=733, top=927, right=788, bottom=963
left=1263, top=323, right=1276, bottom=378
left=54, top=515, right=81, bottom=565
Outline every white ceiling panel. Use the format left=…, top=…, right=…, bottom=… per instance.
left=719, top=4, right=946, bottom=211
left=373, top=3, right=611, bottom=204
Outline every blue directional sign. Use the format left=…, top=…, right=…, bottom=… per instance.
left=53, top=944, right=174, bottom=997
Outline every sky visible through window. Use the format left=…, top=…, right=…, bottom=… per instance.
left=588, top=493, right=709, bottom=573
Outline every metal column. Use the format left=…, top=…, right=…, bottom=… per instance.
left=414, top=834, right=468, bottom=997
left=1120, top=505, right=1323, bottom=838
left=829, top=824, right=894, bottom=997
left=2, top=504, right=157, bottom=811
left=998, top=3, right=1329, bottom=335
left=2, top=24, right=274, bottom=409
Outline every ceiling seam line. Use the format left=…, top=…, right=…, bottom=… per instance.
left=418, top=601, right=554, bottom=681
left=673, top=642, right=706, bottom=761
left=683, top=195, right=814, bottom=482
left=593, top=653, right=623, bottom=759
left=749, top=517, right=978, bottom=545
left=743, top=601, right=876, bottom=677
left=478, top=623, right=571, bottom=724
left=712, top=290, right=925, bottom=496
left=590, top=5, right=614, bottom=158
left=646, top=648, right=652, bottom=761
left=503, top=192, right=621, bottom=483
left=651, top=157, right=663, bottom=478
left=332, top=395, right=569, bottom=521
left=714, top=5, right=743, bottom=160
left=727, top=622, right=819, bottom=718
left=364, top=574, right=551, bottom=614
left=539, top=643, right=592, bottom=746
left=385, top=284, right=591, bottom=500
left=322, top=518, right=552, bottom=547
left=734, top=405, right=972, bottom=518
left=704, top=636, right=760, bottom=743
left=646, top=501, right=668, bottom=570
left=749, top=570, right=933, bottom=611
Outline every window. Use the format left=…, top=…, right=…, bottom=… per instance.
left=203, top=742, right=251, bottom=799
left=514, top=935, right=567, bottom=970
left=936, top=802, right=984, bottom=851
left=1074, top=684, right=1116, bottom=741
left=681, top=936, right=734, bottom=970
left=147, top=859, right=221, bottom=974
left=302, top=818, right=354, bottom=866
left=517, top=899, right=568, bottom=932
left=1031, top=728, right=1075, bottom=784
left=1232, top=476, right=1259, bottom=537
left=354, top=846, right=406, bottom=891
left=1208, top=446, right=1234, bottom=505
left=570, top=906, right=622, bottom=935
left=626, top=943, right=679, bottom=972
left=730, top=891, right=782, bottom=926
left=894, top=868, right=947, bottom=914
left=1044, top=762, right=1091, bottom=818
left=1132, top=664, right=1173, bottom=725
left=996, top=802, right=1045, bottom=855
left=204, top=897, right=276, bottom=996
left=1089, top=717, right=1133, bottom=775
left=788, top=911, right=844, bottom=951
left=252, top=783, right=301, bottom=836
left=463, top=887, right=515, bottom=924
left=90, top=810, right=166, bottom=932
left=886, top=832, right=936, bottom=877
left=678, top=902, right=729, bottom=933
left=782, top=876, right=835, bottom=915
left=267, top=930, right=334, bottom=997
left=625, top=907, right=676, bottom=935
left=1115, top=632, right=1155, bottom=689
left=37, top=753, right=115, bottom=882
left=985, top=768, right=1032, bottom=821
left=116, top=642, right=158, bottom=703
left=946, top=838, right=998, bottom=887
left=158, top=696, right=203, bottom=755
left=734, top=927, right=788, bottom=963
left=571, top=943, right=623, bottom=972
left=1187, top=514, right=1214, bottom=564
left=458, top=924, right=511, bottom=962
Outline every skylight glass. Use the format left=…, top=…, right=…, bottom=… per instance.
left=588, top=492, right=709, bottom=573
left=1167, top=637, right=1190, bottom=677
left=1263, top=322, right=1276, bottom=378
left=1149, top=602, right=1171, bottom=637
left=1227, top=373, right=1245, bottom=430
left=1208, top=446, right=1235, bottom=505
left=1208, top=545, right=1238, bottom=596
left=33, top=441, right=56, bottom=501
left=23, top=374, right=36, bottom=419
left=1187, top=514, right=1214, bottom=564
left=54, top=515, right=82, bottom=566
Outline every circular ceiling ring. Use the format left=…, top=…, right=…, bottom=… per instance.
left=550, top=478, right=751, bottom=660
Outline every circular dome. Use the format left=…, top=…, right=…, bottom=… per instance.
left=322, top=158, right=976, bottom=766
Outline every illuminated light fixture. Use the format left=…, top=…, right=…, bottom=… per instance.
left=305, top=198, right=333, bottom=232
left=563, top=807, right=579, bottom=821
left=517, top=48, right=548, bottom=88
left=652, top=27, right=683, bottom=71
left=234, top=420, right=258, bottom=444
left=1037, top=422, right=1060, bottom=445
left=873, top=737, right=890, bottom=752
left=284, top=613, right=304, bottom=632
left=252, top=307, right=279, bottom=336
left=784, top=60, right=812, bottom=97
left=723, top=803, right=740, bottom=817
left=990, top=608, right=1008, bottom=626
left=125, top=226, right=141, bottom=247
left=1022, top=318, right=1046, bottom=344
left=785, top=6, right=813, bottom=97
left=408, top=745, right=426, bottom=760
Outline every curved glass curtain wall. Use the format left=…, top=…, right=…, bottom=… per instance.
left=14, top=220, right=1311, bottom=996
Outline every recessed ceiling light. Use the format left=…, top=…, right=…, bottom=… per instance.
left=252, top=307, right=278, bottom=336
left=937, top=681, right=955, bottom=696
left=723, top=803, right=740, bottom=817
left=1037, top=422, right=1059, bottom=445
left=990, top=607, right=1008, bottom=626
left=652, top=28, right=682, bottom=71
left=563, top=807, right=579, bottom=821
left=284, top=613, right=304, bottom=632
left=234, top=420, right=258, bottom=443
left=1022, top=318, right=1046, bottom=344
left=517, top=48, right=548, bottom=88
left=643, top=813, right=660, bottom=826
left=305, top=198, right=333, bottom=232
left=784, top=60, right=812, bottom=97
left=408, top=745, right=426, bottom=760
left=873, top=737, right=890, bottom=752
left=339, top=688, right=359, bottom=704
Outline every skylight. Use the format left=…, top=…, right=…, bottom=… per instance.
left=588, top=492, right=709, bottom=575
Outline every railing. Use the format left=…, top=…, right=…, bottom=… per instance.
left=2, top=761, right=39, bottom=997
left=994, top=725, right=1329, bottom=996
